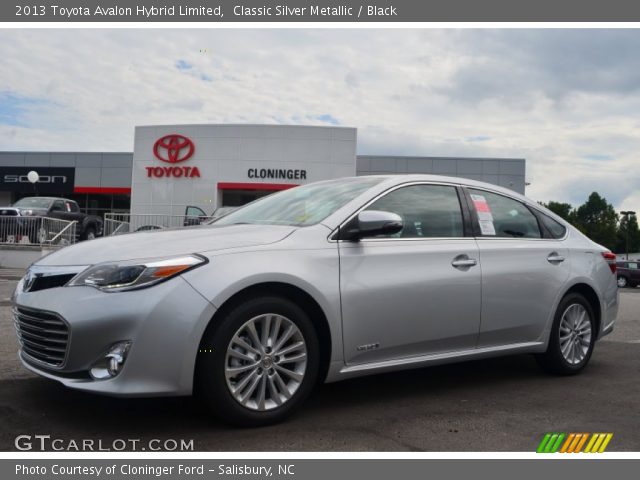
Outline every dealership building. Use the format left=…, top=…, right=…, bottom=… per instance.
left=0, top=124, right=526, bottom=217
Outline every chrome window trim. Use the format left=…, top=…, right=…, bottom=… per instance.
left=328, top=180, right=468, bottom=243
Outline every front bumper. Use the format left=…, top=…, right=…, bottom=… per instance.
left=13, top=276, right=216, bottom=397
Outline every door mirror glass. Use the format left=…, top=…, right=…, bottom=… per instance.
left=350, top=210, right=403, bottom=239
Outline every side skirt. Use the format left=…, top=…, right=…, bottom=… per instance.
left=325, top=341, right=545, bottom=383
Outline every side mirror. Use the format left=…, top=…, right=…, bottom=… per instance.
left=343, top=210, right=403, bottom=240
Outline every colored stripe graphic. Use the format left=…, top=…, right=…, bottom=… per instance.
left=560, top=433, right=576, bottom=453
left=574, top=433, right=589, bottom=453
left=538, top=433, right=613, bottom=453
left=537, top=433, right=565, bottom=453
left=536, top=433, right=553, bottom=453
left=549, top=433, right=565, bottom=453
left=584, top=433, right=613, bottom=453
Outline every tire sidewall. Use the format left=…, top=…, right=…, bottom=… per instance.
left=83, top=227, right=96, bottom=241
left=198, top=296, right=320, bottom=427
left=548, top=293, right=596, bottom=373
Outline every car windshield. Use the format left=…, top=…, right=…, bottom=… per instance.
left=211, top=177, right=382, bottom=227
left=13, top=198, right=52, bottom=209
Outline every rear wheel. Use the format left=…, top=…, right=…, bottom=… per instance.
left=617, top=276, right=628, bottom=288
left=536, top=293, right=596, bottom=375
left=197, top=296, right=320, bottom=426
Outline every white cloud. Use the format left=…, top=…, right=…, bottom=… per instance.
left=0, top=29, right=639, bottom=210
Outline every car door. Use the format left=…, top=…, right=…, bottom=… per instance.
left=627, top=262, right=640, bottom=285
left=185, top=205, right=208, bottom=226
left=339, top=183, right=481, bottom=365
left=49, top=199, right=66, bottom=220
left=464, top=187, right=571, bottom=348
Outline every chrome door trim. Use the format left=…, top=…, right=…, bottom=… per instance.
left=338, top=341, right=544, bottom=376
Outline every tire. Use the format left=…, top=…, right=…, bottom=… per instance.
left=197, top=296, right=320, bottom=427
left=536, top=293, right=596, bottom=375
left=82, top=227, right=96, bottom=241
left=617, top=276, right=628, bottom=288
left=629, top=282, right=638, bottom=289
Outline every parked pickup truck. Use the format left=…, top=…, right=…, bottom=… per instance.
left=0, top=197, right=103, bottom=243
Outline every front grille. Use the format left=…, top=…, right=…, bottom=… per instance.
left=14, top=307, right=69, bottom=368
left=28, top=274, right=76, bottom=292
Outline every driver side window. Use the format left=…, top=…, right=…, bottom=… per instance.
left=365, top=184, right=464, bottom=238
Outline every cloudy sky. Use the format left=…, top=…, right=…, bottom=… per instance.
left=1, top=29, right=639, bottom=210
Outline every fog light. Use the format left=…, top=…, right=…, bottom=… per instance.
left=90, top=341, right=131, bottom=380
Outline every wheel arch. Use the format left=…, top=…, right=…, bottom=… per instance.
left=561, top=282, right=602, bottom=337
left=194, top=281, right=333, bottom=389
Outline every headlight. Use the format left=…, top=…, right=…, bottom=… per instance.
left=67, top=254, right=206, bottom=292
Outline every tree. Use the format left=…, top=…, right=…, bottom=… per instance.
left=573, top=192, right=618, bottom=250
left=541, top=201, right=575, bottom=223
left=615, top=213, right=640, bottom=256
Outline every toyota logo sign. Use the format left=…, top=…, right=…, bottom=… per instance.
left=148, top=134, right=200, bottom=179
left=153, top=134, right=195, bottom=163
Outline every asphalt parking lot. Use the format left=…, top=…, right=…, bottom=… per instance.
left=0, top=272, right=638, bottom=452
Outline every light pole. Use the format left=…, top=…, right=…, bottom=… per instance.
left=620, top=210, right=636, bottom=260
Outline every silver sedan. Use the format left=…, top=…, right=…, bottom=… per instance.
left=12, top=175, right=618, bottom=426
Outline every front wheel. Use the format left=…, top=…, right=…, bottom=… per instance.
left=536, top=293, right=596, bottom=375
left=82, top=227, right=96, bottom=241
left=197, top=296, right=320, bottom=426
left=617, top=276, right=628, bottom=288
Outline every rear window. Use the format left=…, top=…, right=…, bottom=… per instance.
left=468, top=189, right=541, bottom=238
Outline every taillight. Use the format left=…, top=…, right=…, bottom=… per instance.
left=601, top=252, right=617, bottom=274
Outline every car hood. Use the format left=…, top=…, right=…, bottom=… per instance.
left=0, top=206, right=48, bottom=215
left=35, top=224, right=296, bottom=266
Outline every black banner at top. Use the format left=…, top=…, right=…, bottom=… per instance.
left=4, top=0, right=640, bottom=22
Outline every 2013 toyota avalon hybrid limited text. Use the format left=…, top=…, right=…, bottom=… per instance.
left=12, top=175, right=618, bottom=426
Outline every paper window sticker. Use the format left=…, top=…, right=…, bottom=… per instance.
left=477, top=211, right=494, bottom=222
left=470, top=194, right=491, bottom=213
left=479, top=220, right=496, bottom=236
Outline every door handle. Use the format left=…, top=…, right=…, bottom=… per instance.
left=451, top=256, right=477, bottom=268
left=547, top=252, right=565, bottom=264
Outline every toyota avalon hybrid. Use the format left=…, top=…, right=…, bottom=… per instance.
left=12, top=175, right=618, bottom=426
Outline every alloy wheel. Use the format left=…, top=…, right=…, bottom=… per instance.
left=617, top=276, right=627, bottom=288
left=559, top=303, right=592, bottom=365
left=225, top=313, right=307, bottom=411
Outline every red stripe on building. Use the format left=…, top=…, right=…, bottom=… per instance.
left=74, top=186, right=132, bottom=195
left=217, top=182, right=298, bottom=191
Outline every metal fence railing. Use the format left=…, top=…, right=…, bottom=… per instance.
left=104, top=213, right=212, bottom=236
left=0, top=216, right=78, bottom=246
